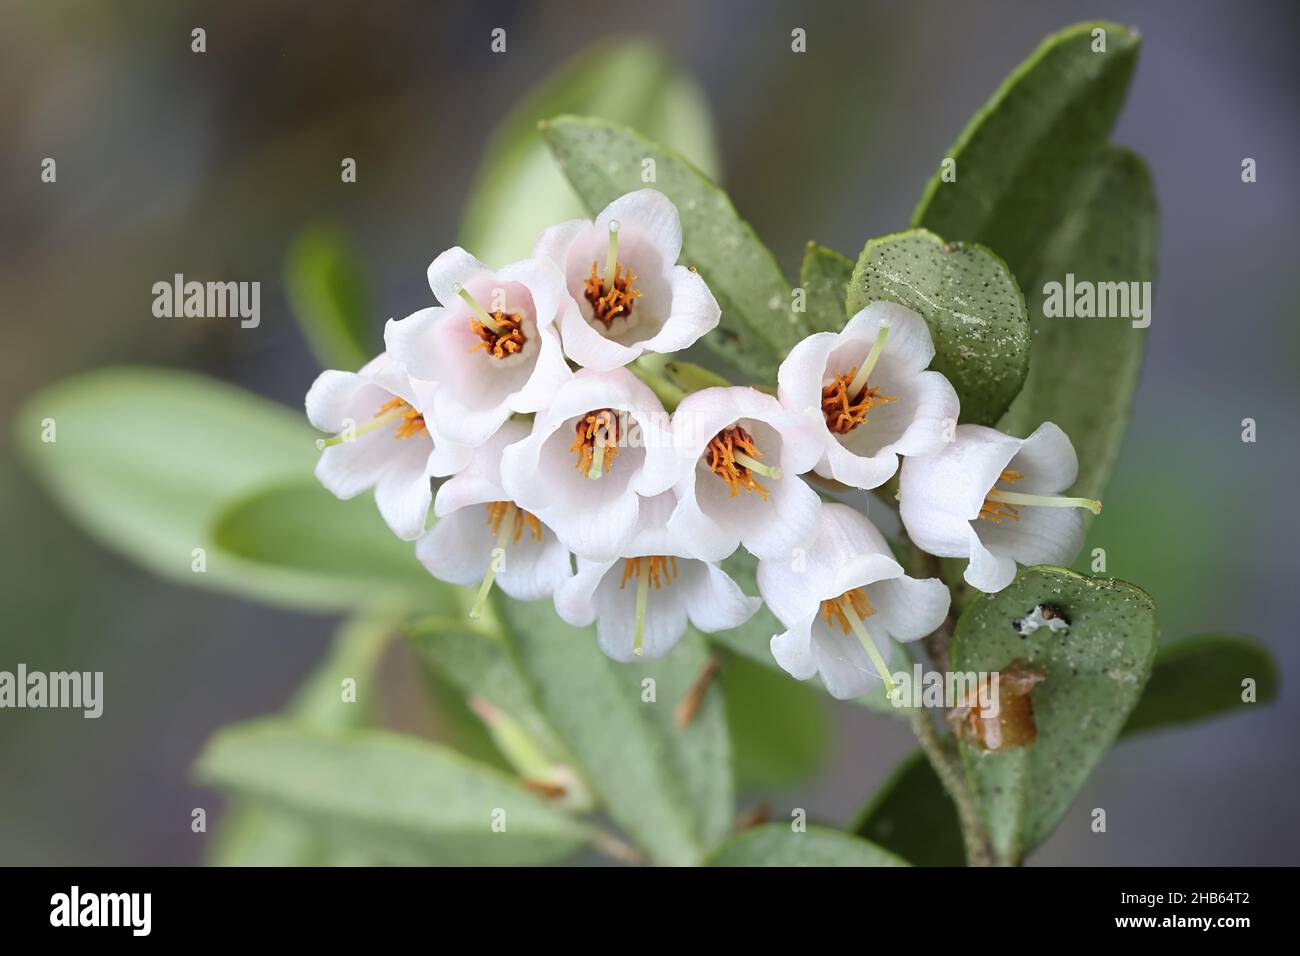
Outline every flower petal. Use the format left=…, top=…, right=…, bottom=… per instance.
left=844, top=301, right=936, bottom=375
left=964, top=524, right=1019, bottom=593
left=373, top=438, right=434, bottom=540
left=533, top=218, right=589, bottom=273
left=426, top=246, right=491, bottom=308
left=869, top=574, right=950, bottom=643
left=1009, top=421, right=1079, bottom=494
left=681, top=561, right=761, bottom=633
left=595, top=189, right=682, bottom=266
left=416, top=508, right=495, bottom=587
left=770, top=616, right=819, bottom=682
left=637, top=264, right=720, bottom=355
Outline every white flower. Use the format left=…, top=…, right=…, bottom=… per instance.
left=757, top=503, right=950, bottom=701
left=534, top=188, right=720, bottom=371
left=417, top=420, right=571, bottom=617
left=554, top=492, right=760, bottom=661
left=384, top=247, right=572, bottom=448
left=777, top=301, right=959, bottom=490
left=899, top=422, right=1100, bottom=594
left=500, top=368, right=679, bottom=561
left=666, top=386, right=824, bottom=562
left=306, top=351, right=460, bottom=541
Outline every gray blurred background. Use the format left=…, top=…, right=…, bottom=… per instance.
left=1, top=0, right=1296, bottom=864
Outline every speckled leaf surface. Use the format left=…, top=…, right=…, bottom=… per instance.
left=798, top=242, right=854, bottom=333
left=846, top=229, right=1031, bottom=425
left=707, top=823, right=908, bottom=867
left=950, top=566, right=1156, bottom=863
left=542, top=115, right=798, bottom=383
left=912, top=22, right=1154, bottom=499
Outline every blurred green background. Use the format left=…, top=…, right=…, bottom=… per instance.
left=1, top=0, right=1296, bottom=864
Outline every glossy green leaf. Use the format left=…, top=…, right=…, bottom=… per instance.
left=209, top=607, right=403, bottom=866
left=1123, top=634, right=1279, bottom=735
left=210, top=481, right=437, bottom=607
left=912, top=22, right=1154, bottom=498
left=499, top=599, right=732, bottom=866
left=798, top=242, right=854, bottom=333
left=846, top=228, right=1031, bottom=426
left=461, top=40, right=719, bottom=268
left=723, top=654, right=831, bottom=789
left=542, top=115, right=797, bottom=383
left=285, top=225, right=376, bottom=371
left=11, top=368, right=347, bottom=610
left=851, top=751, right=965, bottom=866
left=707, top=823, right=908, bottom=867
left=198, top=721, right=592, bottom=866
left=950, top=566, right=1157, bottom=863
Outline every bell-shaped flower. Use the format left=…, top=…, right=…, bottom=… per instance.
left=898, top=422, right=1100, bottom=594
left=384, top=247, right=571, bottom=449
left=666, top=386, right=824, bottom=562
left=417, top=420, right=572, bottom=618
left=554, top=492, right=760, bottom=661
left=500, top=368, right=678, bottom=560
left=757, top=503, right=950, bottom=701
left=306, top=351, right=458, bottom=541
left=533, top=188, right=720, bottom=371
left=777, top=301, right=959, bottom=490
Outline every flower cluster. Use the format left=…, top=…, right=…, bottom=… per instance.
left=306, top=190, right=1100, bottom=698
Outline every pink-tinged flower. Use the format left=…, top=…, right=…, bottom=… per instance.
left=899, top=422, right=1101, bottom=594
left=384, top=247, right=572, bottom=448
left=757, top=503, right=950, bottom=701
left=777, top=301, right=959, bottom=490
left=666, top=386, right=824, bottom=562
left=417, top=420, right=571, bottom=618
left=306, top=352, right=462, bottom=541
left=533, top=189, right=720, bottom=371
left=500, top=368, right=678, bottom=561
left=554, top=493, right=760, bottom=661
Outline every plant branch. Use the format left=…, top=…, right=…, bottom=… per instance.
left=907, top=704, right=994, bottom=867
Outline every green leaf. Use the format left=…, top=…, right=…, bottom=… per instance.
left=11, top=368, right=348, bottom=610
left=995, top=147, right=1155, bottom=499
left=542, top=115, right=797, bottom=383
left=723, top=654, right=831, bottom=789
left=846, top=228, right=1031, bottom=426
left=210, top=481, right=438, bottom=607
left=499, top=599, right=732, bottom=866
left=407, top=602, right=569, bottom=766
left=912, top=22, right=1154, bottom=498
left=850, top=751, right=965, bottom=866
left=285, top=225, right=376, bottom=371
left=208, top=607, right=403, bottom=866
left=707, top=824, right=908, bottom=867
left=798, top=242, right=854, bottom=333
left=197, top=720, right=592, bottom=866
left=950, top=566, right=1157, bottom=863
left=461, top=40, right=720, bottom=268
left=1123, top=634, right=1279, bottom=736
